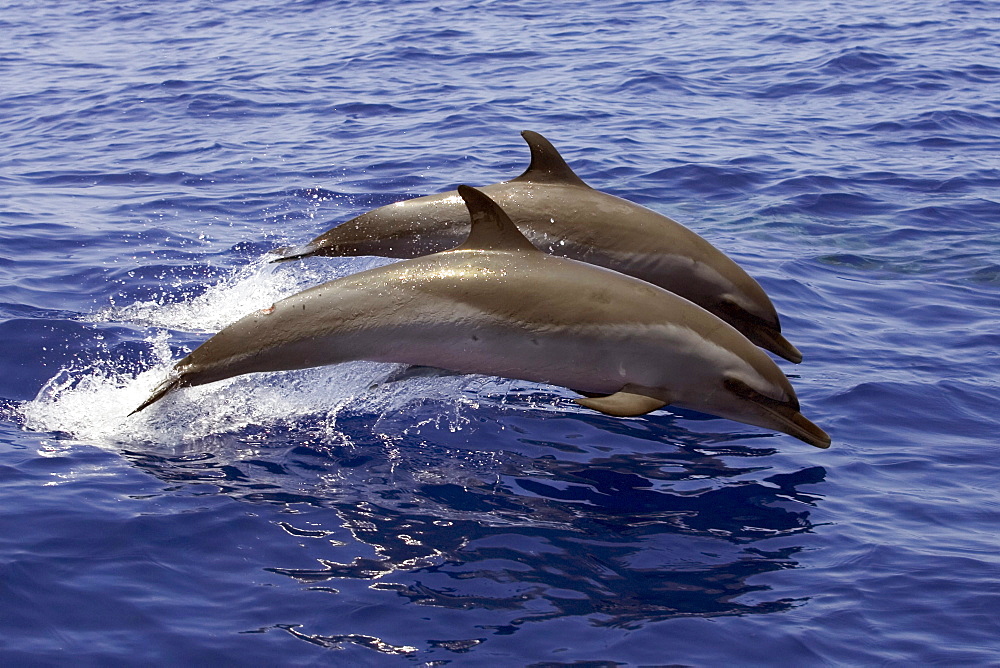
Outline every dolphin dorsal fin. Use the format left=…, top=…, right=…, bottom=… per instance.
left=510, top=131, right=591, bottom=188
left=455, top=185, right=539, bottom=252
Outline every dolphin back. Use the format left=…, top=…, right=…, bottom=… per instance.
left=269, top=132, right=803, bottom=363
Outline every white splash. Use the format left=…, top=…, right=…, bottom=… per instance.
left=92, top=254, right=398, bottom=333
left=19, top=327, right=511, bottom=447
left=18, top=252, right=544, bottom=445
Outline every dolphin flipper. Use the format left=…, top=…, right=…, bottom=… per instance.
left=574, top=385, right=669, bottom=417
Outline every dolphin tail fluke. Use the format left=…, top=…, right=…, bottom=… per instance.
left=574, top=385, right=669, bottom=417
left=130, top=374, right=186, bottom=416
left=268, top=243, right=319, bottom=263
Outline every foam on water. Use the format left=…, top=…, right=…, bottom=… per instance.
left=20, top=253, right=517, bottom=446
left=22, top=341, right=370, bottom=445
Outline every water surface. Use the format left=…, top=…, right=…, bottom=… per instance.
left=2, top=0, right=999, bottom=664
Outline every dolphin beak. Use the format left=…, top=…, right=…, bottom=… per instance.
left=767, top=407, right=831, bottom=449
left=724, top=376, right=830, bottom=449
left=787, top=411, right=831, bottom=448
left=749, top=326, right=803, bottom=365
left=714, top=298, right=804, bottom=364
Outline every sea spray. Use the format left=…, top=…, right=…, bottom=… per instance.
left=93, top=253, right=399, bottom=334
left=20, top=254, right=559, bottom=446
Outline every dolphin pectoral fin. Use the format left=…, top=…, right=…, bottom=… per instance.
left=510, top=131, right=591, bottom=188
left=573, top=385, right=669, bottom=417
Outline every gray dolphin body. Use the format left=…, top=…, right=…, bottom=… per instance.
left=274, top=131, right=802, bottom=364
left=135, top=187, right=828, bottom=449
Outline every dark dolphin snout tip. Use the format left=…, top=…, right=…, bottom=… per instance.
left=789, top=412, right=831, bottom=449
left=750, top=326, right=803, bottom=364
left=774, top=335, right=803, bottom=365
left=714, top=299, right=803, bottom=364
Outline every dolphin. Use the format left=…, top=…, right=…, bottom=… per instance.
left=273, top=131, right=802, bottom=364
left=134, top=186, right=829, bottom=449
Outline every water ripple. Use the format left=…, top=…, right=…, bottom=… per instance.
left=2, top=0, right=999, bottom=663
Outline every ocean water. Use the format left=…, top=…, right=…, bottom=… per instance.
left=2, top=0, right=999, bottom=664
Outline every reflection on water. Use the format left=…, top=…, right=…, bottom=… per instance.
left=121, top=398, right=826, bottom=655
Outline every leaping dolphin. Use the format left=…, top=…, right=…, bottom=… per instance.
left=135, top=186, right=829, bottom=449
left=273, top=131, right=803, bottom=364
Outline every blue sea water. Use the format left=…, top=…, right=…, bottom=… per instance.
left=2, top=0, right=999, bottom=664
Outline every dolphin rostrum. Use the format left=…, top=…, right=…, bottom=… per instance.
left=273, top=131, right=803, bottom=364
left=135, top=186, right=829, bottom=448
